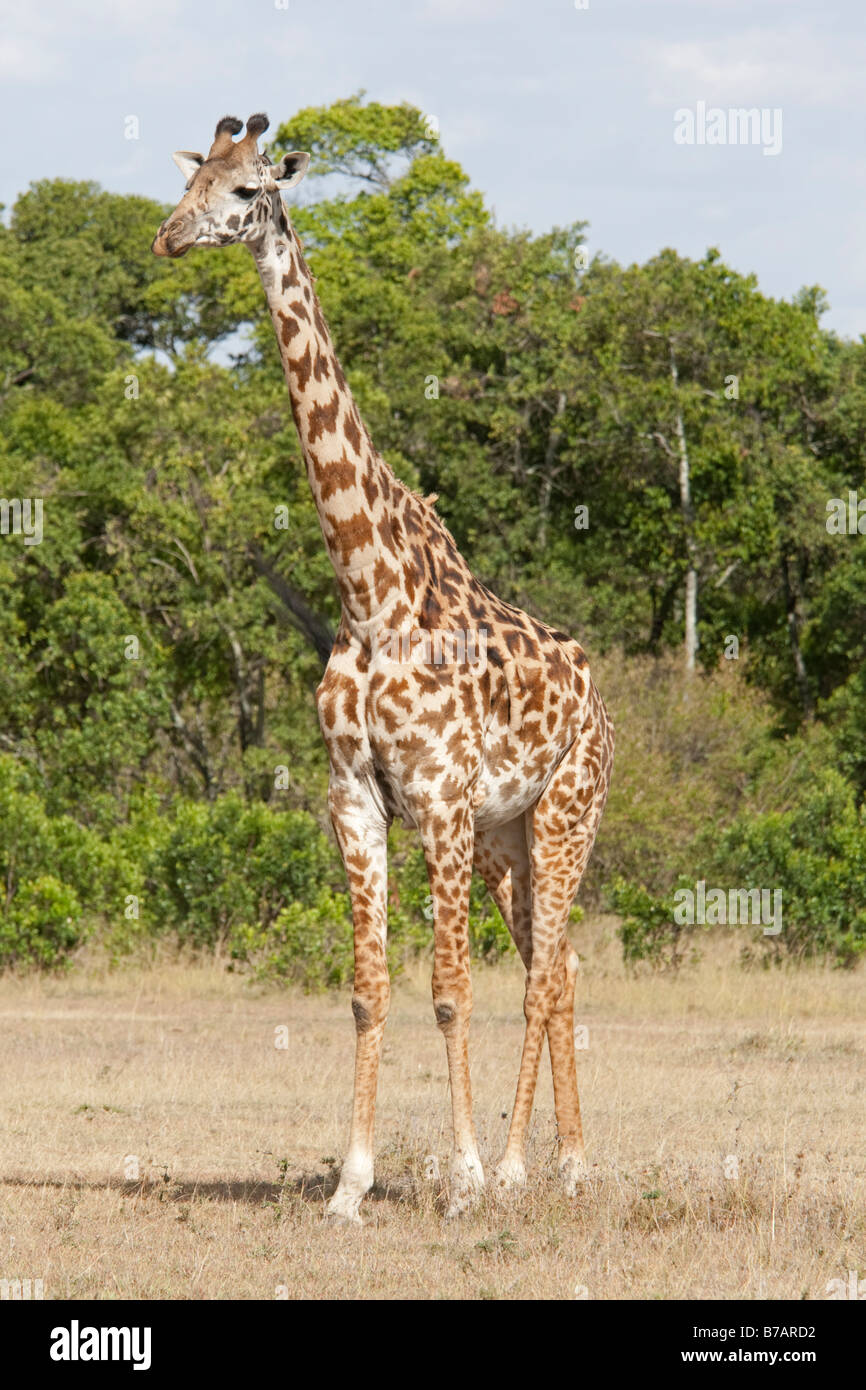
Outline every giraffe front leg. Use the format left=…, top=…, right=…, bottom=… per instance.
left=418, top=799, right=484, bottom=1218
left=325, top=780, right=390, bottom=1226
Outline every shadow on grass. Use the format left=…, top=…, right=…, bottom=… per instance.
left=0, top=1169, right=422, bottom=1209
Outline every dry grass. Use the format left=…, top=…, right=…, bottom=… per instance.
left=0, top=918, right=863, bottom=1300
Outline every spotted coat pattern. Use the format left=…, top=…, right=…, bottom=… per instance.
left=153, top=114, right=615, bottom=1222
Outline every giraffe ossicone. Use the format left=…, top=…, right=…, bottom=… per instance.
left=153, top=112, right=615, bottom=1224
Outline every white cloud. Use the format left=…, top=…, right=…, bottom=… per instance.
left=63, top=0, right=181, bottom=30
left=0, top=0, right=183, bottom=83
left=0, top=35, right=59, bottom=82
left=0, top=3, right=61, bottom=82
left=420, top=0, right=507, bottom=20
left=645, top=27, right=865, bottom=109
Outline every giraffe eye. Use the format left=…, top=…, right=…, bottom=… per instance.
left=233, top=185, right=258, bottom=200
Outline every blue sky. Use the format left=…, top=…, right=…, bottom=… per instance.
left=2, top=0, right=864, bottom=336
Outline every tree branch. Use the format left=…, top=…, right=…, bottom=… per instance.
left=248, top=544, right=335, bottom=668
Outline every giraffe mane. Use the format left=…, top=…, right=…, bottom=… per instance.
left=410, top=488, right=464, bottom=556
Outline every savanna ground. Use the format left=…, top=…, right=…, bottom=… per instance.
left=0, top=917, right=862, bottom=1301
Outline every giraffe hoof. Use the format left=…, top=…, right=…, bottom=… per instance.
left=444, top=1191, right=479, bottom=1221
left=324, top=1207, right=365, bottom=1227
left=559, top=1155, right=588, bottom=1196
left=445, top=1178, right=484, bottom=1220
left=492, top=1158, right=527, bottom=1193
left=445, top=1157, right=485, bottom=1219
left=325, top=1190, right=366, bottom=1226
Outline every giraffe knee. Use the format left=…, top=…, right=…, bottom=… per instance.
left=433, top=999, right=473, bottom=1034
left=351, top=983, right=389, bottom=1033
left=543, top=939, right=579, bottom=1012
left=432, top=979, right=472, bottom=1033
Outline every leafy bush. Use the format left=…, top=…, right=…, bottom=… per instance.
left=608, top=878, right=704, bottom=971
left=0, top=758, right=518, bottom=978
left=0, top=755, right=96, bottom=968
left=227, top=835, right=517, bottom=989
left=711, top=769, right=866, bottom=967
left=609, top=769, right=866, bottom=969
left=0, top=875, right=83, bottom=970
left=587, top=652, right=785, bottom=902
left=229, top=889, right=354, bottom=989
left=139, top=794, right=341, bottom=948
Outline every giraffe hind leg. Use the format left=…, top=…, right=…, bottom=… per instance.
left=512, top=722, right=613, bottom=1192
left=473, top=817, right=533, bottom=1190
left=474, top=814, right=582, bottom=1191
left=475, top=727, right=611, bottom=1194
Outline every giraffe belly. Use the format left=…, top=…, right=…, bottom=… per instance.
left=472, top=760, right=556, bottom=830
left=371, top=760, right=549, bottom=832
left=366, top=694, right=578, bottom=831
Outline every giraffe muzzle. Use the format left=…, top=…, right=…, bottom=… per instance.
left=151, top=222, right=193, bottom=259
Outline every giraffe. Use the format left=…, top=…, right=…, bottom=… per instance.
left=152, top=113, right=615, bottom=1223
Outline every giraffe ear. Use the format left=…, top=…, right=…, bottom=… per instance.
left=272, top=151, right=310, bottom=191
left=172, top=151, right=204, bottom=182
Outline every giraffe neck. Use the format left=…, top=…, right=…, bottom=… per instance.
left=252, top=202, right=409, bottom=630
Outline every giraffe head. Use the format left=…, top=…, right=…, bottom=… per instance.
left=151, top=113, right=309, bottom=259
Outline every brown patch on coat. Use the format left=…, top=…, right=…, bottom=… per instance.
left=307, top=392, right=341, bottom=442
left=279, top=313, right=300, bottom=345
left=344, top=412, right=362, bottom=456
left=318, top=453, right=358, bottom=501
left=290, top=341, right=313, bottom=392
left=325, top=509, right=375, bottom=565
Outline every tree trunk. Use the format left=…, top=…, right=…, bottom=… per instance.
left=538, top=390, right=567, bottom=551
left=248, top=544, right=336, bottom=668
left=780, top=549, right=814, bottom=720
left=670, top=344, right=698, bottom=673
